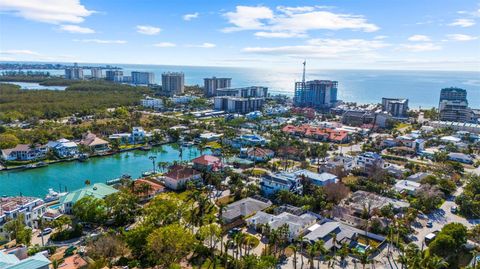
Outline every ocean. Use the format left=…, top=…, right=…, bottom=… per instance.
left=2, top=62, right=480, bottom=108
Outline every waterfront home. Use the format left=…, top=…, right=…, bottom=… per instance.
left=192, top=155, right=222, bottom=172
left=133, top=179, right=165, bottom=201
left=163, top=165, right=202, bottom=190
left=303, top=219, right=385, bottom=252
left=80, top=132, right=109, bottom=152
left=240, top=147, right=274, bottom=162
left=199, top=132, right=223, bottom=142
left=221, top=196, right=272, bottom=224
left=448, top=152, right=474, bottom=164
left=59, top=183, right=118, bottom=214
left=109, top=127, right=152, bottom=144
left=0, top=196, right=46, bottom=239
left=1, top=144, right=48, bottom=161
left=394, top=180, right=421, bottom=195
left=0, top=251, right=50, bottom=269
left=246, top=211, right=317, bottom=240
left=46, top=138, right=79, bottom=158
left=292, top=170, right=338, bottom=187
left=260, top=172, right=303, bottom=197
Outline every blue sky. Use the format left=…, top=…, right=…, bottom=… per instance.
left=0, top=0, right=479, bottom=70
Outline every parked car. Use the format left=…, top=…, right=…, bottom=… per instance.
left=450, top=206, right=457, bottom=214
left=38, top=228, right=52, bottom=236
left=228, top=228, right=241, bottom=237
left=426, top=220, right=433, bottom=228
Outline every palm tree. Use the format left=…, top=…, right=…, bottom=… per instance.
left=34, top=218, right=49, bottom=246
left=330, top=232, right=338, bottom=268
left=290, top=243, right=298, bottom=269
left=148, top=156, right=157, bottom=173
left=424, top=255, right=448, bottom=269
left=51, top=259, right=61, bottom=269
left=84, top=179, right=91, bottom=186
left=306, top=241, right=320, bottom=269
left=315, top=240, right=327, bottom=269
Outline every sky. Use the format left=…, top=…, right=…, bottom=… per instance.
left=0, top=0, right=479, bottom=71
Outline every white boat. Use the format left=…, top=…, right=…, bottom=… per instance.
left=44, top=188, right=67, bottom=202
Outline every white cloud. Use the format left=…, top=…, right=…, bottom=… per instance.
left=254, top=31, right=307, bottom=38
left=186, top=42, right=216, bottom=48
left=399, top=43, right=442, bottom=52
left=136, top=25, right=161, bottom=35
left=222, top=6, right=274, bottom=32
left=183, top=12, right=199, bottom=21
left=408, top=35, right=431, bottom=42
left=0, top=0, right=94, bottom=24
left=448, top=18, right=475, bottom=27
left=374, top=35, right=388, bottom=40
left=243, top=38, right=389, bottom=58
left=153, top=42, right=176, bottom=47
left=446, top=34, right=478, bottom=41
left=59, top=24, right=94, bottom=34
left=74, top=39, right=127, bottom=44
left=0, top=49, right=41, bottom=56
left=222, top=5, right=379, bottom=38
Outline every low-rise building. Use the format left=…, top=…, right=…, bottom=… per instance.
left=59, top=183, right=118, bottom=214
left=240, top=147, right=274, bottom=162
left=448, top=152, right=474, bottom=164
left=282, top=124, right=349, bottom=143
left=141, top=96, right=164, bottom=110
left=228, top=134, right=267, bottom=148
left=0, top=251, right=50, bottom=269
left=192, top=155, right=222, bottom=172
left=354, top=152, right=384, bottom=171
left=292, top=170, right=338, bottom=187
left=133, top=179, right=165, bottom=201
left=246, top=211, right=317, bottom=240
left=80, top=132, right=109, bottom=153
left=0, top=197, right=46, bottom=239
left=394, top=180, right=421, bottom=195
left=46, top=139, right=79, bottom=158
left=303, top=220, right=385, bottom=251
left=163, top=165, right=202, bottom=190
left=260, top=172, right=303, bottom=197
left=221, top=196, right=272, bottom=224
left=1, top=144, right=48, bottom=161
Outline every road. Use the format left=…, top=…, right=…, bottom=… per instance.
left=412, top=186, right=479, bottom=248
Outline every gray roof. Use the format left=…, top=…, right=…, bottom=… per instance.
left=222, top=197, right=272, bottom=222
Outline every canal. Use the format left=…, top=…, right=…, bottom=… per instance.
left=0, top=144, right=209, bottom=198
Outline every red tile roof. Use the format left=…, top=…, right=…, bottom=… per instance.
left=164, top=165, right=201, bottom=181
left=192, top=155, right=221, bottom=166
left=134, top=179, right=165, bottom=195
left=282, top=124, right=349, bottom=142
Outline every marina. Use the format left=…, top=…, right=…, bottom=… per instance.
left=0, top=144, right=209, bottom=198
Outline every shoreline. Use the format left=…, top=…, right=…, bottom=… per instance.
left=0, top=140, right=172, bottom=172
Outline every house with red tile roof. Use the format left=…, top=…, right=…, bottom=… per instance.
left=282, top=124, right=349, bottom=143
left=59, top=254, right=88, bottom=269
left=133, top=178, right=165, bottom=201
left=192, top=155, right=222, bottom=172
left=240, top=147, right=274, bottom=162
left=163, top=165, right=202, bottom=190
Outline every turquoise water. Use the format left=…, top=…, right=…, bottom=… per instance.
left=0, top=145, right=209, bottom=198
left=1, top=63, right=479, bottom=108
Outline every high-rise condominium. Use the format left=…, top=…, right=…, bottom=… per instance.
left=161, top=72, right=184, bottom=96
left=204, top=77, right=232, bottom=96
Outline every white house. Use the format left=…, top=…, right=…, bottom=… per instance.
left=141, top=96, right=164, bottom=110
left=394, top=180, right=421, bottom=195
left=1, top=144, right=48, bottom=161
left=292, top=170, right=338, bottom=186
left=47, top=139, right=79, bottom=158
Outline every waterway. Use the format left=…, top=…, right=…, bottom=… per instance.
left=0, top=144, right=210, bottom=198
left=4, top=81, right=67, bottom=90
